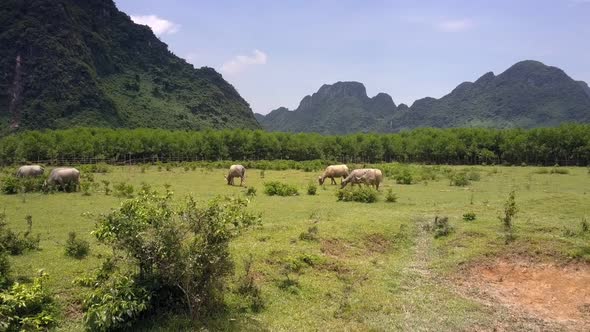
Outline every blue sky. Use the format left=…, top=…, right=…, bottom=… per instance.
left=115, top=0, right=590, bottom=114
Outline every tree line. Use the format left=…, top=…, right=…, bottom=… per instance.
left=1, top=125, right=589, bottom=166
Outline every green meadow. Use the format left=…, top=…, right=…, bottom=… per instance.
left=1, top=165, right=589, bottom=331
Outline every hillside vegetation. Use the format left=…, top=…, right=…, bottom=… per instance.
left=257, top=61, right=590, bottom=134
left=0, top=0, right=260, bottom=134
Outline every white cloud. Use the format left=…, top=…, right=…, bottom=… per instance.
left=130, top=15, right=180, bottom=36
left=221, top=50, right=268, bottom=75
left=437, top=19, right=474, bottom=32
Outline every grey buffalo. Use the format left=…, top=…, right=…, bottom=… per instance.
left=318, top=164, right=349, bottom=185
left=226, top=165, right=246, bottom=186
left=45, top=167, right=80, bottom=191
left=341, top=168, right=384, bottom=190
left=16, top=165, right=44, bottom=177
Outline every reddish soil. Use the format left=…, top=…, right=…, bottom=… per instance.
left=465, top=258, right=590, bottom=330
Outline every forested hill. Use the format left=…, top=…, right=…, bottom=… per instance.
left=0, top=0, right=260, bottom=134
left=257, top=61, right=590, bottom=134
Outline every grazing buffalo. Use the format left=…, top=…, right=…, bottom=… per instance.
left=45, top=167, right=80, bottom=191
left=226, top=164, right=246, bottom=186
left=16, top=165, right=44, bottom=177
left=318, top=164, right=349, bottom=185
left=341, top=168, right=383, bottom=190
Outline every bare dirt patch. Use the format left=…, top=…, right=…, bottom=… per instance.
left=363, top=233, right=391, bottom=254
left=320, top=238, right=353, bottom=258
left=464, top=258, right=590, bottom=329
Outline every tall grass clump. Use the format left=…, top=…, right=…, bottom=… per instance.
left=64, top=232, right=90, bottom=259
left=385, top=189, right=398, bottom=203
left=264, top=181, right=299, bottom=196
left=307, top=183, right=317, bottom=195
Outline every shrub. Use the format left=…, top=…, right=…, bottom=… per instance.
left=394, top=169, right=413, bottom=185
left=84, top=191, right=261, bottom=328
left=466, top=170, right=481, bottom=181
left=64, top=232, right=90, bottom=259
left=336, top=187, right=378, bottom=203
left=80, top=182, right=92, bottom=196
left=0, top=213, right=40, bottom=255
left=581, top=218, right=589, bottom=233
left=307, top=183, right=317, bottom=195
left=385, top=189, right=398, bottom=203
left=1, top=176, right=20, bottom=194
left=0, top=272, right=56, bottom=331
left=113, top=182, right=134, bottom=198
left=432, top=216, right=453, bottom=238
left=244, top=186, right=257, bottom=198
left=0, top=250, right=9, bottom=289
left=1, top=177, right=44, bottom=195
left=263, top=181, right=299, bottom=196
left=236, top=255, right=264, bottom=312
left=463, top=212, right=476, bottom=222
left=101, top=180, right=111, bottom=195
left=83, top=275, right=151, bottom=332
left=550, top=168, right=569, bottom=174
left=299, top=226, right=319, bottom=242
left=499, top=191, right=518, bottom=243
left=449, top=172, right=470, bottom=186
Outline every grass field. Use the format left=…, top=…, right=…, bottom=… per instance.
left=1, top=165, right=589, bottom=331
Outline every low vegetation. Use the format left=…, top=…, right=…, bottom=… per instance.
left=336, top=187, right=378, bottom=203
left=263, top=181, right=299, bottom=196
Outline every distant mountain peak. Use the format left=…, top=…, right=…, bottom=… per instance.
left=258, top=60, right=590, bottom=134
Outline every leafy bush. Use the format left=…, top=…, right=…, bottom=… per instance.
left=449, top=172, right=470, bottom=186
left=263, top=181, right=299, bottom=196
left=432, top=216, right=453, bottom=238
left=80, top=182, right=92, bottom=196
left=0, top=272, right=56, bottom=331
left=0, top=251, right=9, bottom=289
left=64, top=232, right=90, bottom=259
left=463, top=212, right=476, bottom=221
left=113, top=182, right=134, bottom=198
left=84, top=191, right=261, bottom=329
left=245, top=186, right=257, bottom=197
left=307, top=183, right=317, bottom=195
left=236, top=255, right=264, bottom=312
left=1, top=177, right=44, bottom=195
left=0, top=214, right=40, bottom=256
left=466, top=170, right=481, bottom=181
left=394, top=169, right=413, bottom=185
left=336, top=187, right=378, bottom=203
left=299, top=226, right=319, bottom=242
left=385, top=189, right=398, bottom=203
left=499, top=191, right=518, bottom=243
left=550, top=168, right=569, bottom=174
left=83, top=275, right=151, bottom=332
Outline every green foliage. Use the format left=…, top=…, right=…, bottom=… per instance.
left=0, top=251, right=9, bottom=289
left=0, top=0, right=259, bottom=133
left=86, top=190, right=261, bottom=328
left=307, top=183, right=317, bottom=195
left=336, top=187, right=378, bottom=203
left=299, top=226, right=319, bottom=242
left=499, top=191, right=518, bottom=243
left=83, top=275, right=151, bottom=332
left=113, top=182, right=134, bottom=198
left=101, top=180, right=111, bottom=196
left=0, top=272, right=56, bottom=331
left=64, top=232, right=90, bottom=259
left=2, top=125, right=590, bottom=166
left=449, top=172, right=470, bottom=187
left=385, top=189, right=398, bottom=203
left=0, top=213, right=40, bottom=256
left=427, top=216, right=453, bottom=238
left=582, top=218, right=589, bottom=233
left=264, top=182, right=299, bottom=196
left=236, top=255, right=264, bottom=313
left=550, top=167, right=570, bottom=174
left=244, top=186, right=257, bottom=197
left=462, top=212, right=476, bottom=221
left=394, top=169, right=413, bottom=185
left=1, top=176, right=44, bottom=195
left=259, top=61, right=590, bottom=134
